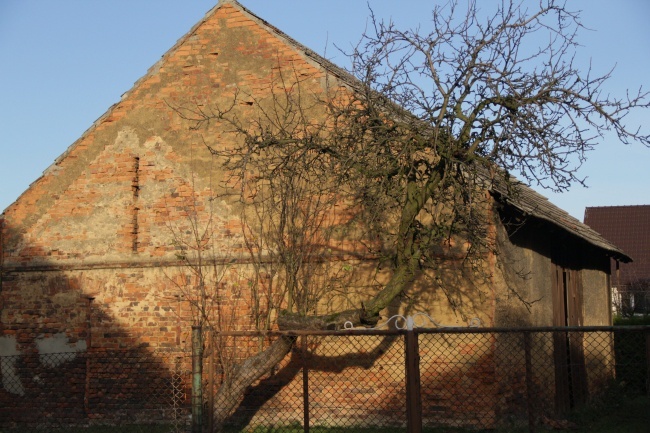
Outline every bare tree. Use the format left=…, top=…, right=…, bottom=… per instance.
left=174, top=0, right=649, bottom=427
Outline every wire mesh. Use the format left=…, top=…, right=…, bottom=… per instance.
left=211, top=327, right=649, bottom=432
left=0, top=327, right=648, bottom=432
left=418, top=331, right=498, bottom=429
left=0, top=349, right=191, bottom=432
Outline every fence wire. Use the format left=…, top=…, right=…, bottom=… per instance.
left=210, top=327, right=649, bottom=432
left=0, top=327, right=648, bottom=432
left=0, top=349, right=191, bottom=432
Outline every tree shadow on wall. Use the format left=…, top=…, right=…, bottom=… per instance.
left=218, top=243, right=504, bottom=430
left=222, top=330, right=403, bottom=430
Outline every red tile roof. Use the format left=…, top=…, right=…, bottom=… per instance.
left=584, top=205, right=650, bottom=285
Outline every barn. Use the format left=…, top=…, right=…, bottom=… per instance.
left=0, top=0, right=630, bottom=429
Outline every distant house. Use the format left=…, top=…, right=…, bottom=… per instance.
left=584, top=205, right=650, bottom=316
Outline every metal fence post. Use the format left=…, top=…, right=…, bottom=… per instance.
left=645, top=328, right=650, bottom=396
left=84, top=296, right=94, bottom=419
left=405, top=324, right=422, bottom=433
left=302, top=336, right=310, bottom=433
left=208, top=328, right=215, bottom=433
left=191, top=325, right=203, bottom=433
left=523, top=331, right=536, bottom=433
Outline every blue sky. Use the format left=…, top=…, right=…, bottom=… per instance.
left=1, top=0, right=648, bottom=220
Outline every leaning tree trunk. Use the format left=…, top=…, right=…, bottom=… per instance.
left=212, top=335, right=295, bottom=429
left=210, top=255, right=421, bottom=430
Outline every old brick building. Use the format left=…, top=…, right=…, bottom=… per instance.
left=0, top=0, right=631, bottom=428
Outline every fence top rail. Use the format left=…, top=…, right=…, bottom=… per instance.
left=210, top=325, right=650, bottom=337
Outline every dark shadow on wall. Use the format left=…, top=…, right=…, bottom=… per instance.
left=377, top=329, right=619, bottom=431
left=498, top=203, right=611, bottom=278
left=0, top=224, right=190, bottom=430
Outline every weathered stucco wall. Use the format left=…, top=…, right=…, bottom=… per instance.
left=494, top=209, right=612, bottom=328
left=1, top=2, right=332, bottom=267
left=582, top=267, right=611, bottom=326
left=0, top=1, right=333, bottom=340
left=495, top=217, right=555, bottom=327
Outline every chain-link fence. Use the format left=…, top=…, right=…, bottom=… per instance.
left=1, top=327, right=648, bottom=432
left=208, top=326, right=649, bottom=432
left=0, top=349, right=191, bottom=432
